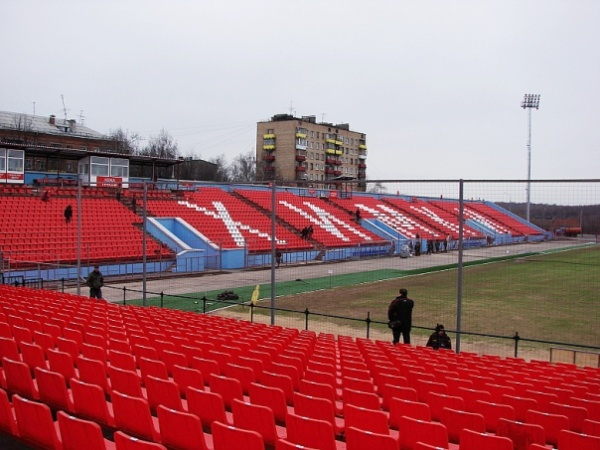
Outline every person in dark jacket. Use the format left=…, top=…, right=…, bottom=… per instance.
left=64, top=205, right=73, bottom=223
left=426, top=324, right=452, bottom=350
left=86, top=265, right=104, bottom=299
left=387, top=288, right=415, bottom=345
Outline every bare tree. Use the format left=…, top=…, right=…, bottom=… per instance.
left=229, top=150, right=256, bottom=182
left=368, top=181, right=388, bottom=194
left=12, top=114, right=33, bottom=132
left=10, top=114, right=34, bottom=143
left=107, top=128, right=141, bottom=155
left=140, top=128, right=178, bottom=159
left=208, top=154, right=231, bottom=182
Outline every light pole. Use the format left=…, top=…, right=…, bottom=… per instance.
left=521, top=94, right=540, bottom=222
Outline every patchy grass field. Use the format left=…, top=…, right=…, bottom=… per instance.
left=239, top=246, right=600, bottom=350
left=130, top=246, right=599, bottom=354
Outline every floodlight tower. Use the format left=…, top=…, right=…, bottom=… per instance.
left=521, top=93, right=540, bottom=222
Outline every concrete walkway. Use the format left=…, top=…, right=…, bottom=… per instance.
left=68, top=239, right=585, bottom=303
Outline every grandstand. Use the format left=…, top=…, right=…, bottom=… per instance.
left=0, top=283, right=598, bottom=449
left=147, top=188, right=310, bottom=253
left=0, top=186, right=171, bottom=269
left=0, top=182, right=550, bottom=281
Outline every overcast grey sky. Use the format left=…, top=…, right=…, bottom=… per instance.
left=2, top=1, right=599, bottom=183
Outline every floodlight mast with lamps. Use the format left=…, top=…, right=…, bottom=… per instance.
left=521, top=93, right=540, bottom=222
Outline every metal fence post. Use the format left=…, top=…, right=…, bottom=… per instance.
left=122, top=286, right=127, bottom=305
left=513, top=332, right=520, bottom=358
left=366, top=311, right=371, bottom=339
left=304, top=308, right=310, bottom=331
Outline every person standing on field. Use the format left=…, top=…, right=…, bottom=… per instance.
left=388, top=288, right=415, bottom=345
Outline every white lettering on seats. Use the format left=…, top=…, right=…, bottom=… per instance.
left=180, top=200, right=286, bottom=247
left=280, top=200, right=372, bottom=242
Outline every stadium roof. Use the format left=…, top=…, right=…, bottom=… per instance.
left=0, top=110, right=106, bottom=140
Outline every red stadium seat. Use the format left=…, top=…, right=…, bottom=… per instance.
left=35, top=366, right=75, bottom=413
left=113, top=431, right=167, bottom=450
left=3, top=357, right=39, bottom=400
left=157, top=405, right=213, bottom=450
left=293, top=392, right=344, bottom=436
left=211, top=420, right=265, bottom=450
left=459, top=428, right=513, bottom=450
left=345, top=426, right=397, bottom=450
left=397, top=415, right=452, bottom=450
left=70, top=378, right=116, bottom=428
left=13, top=394, right=62, bottom=450
left=57, top=410, right=116, bottom=450
left=0, top=387, right=17, bottom=436
left=145, top=375, right=185, bottom=413
left=232, top=398, right=286, bottom=447
left=284, top=413, right=341, bottom=450
left=557, top=429, right=600, bottom=450
left=496, top=417, right=545, bottom=450
left=186, top=386, right=232, bottom=431
left=112, top=390, right=160, bottom=443
left=248, top=382, right=290, bottom=425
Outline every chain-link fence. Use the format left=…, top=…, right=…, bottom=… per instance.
left=3, top=179, right=599, bottom=362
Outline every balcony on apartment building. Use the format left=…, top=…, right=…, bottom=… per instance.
left=295, top=150, right=307, bottom=162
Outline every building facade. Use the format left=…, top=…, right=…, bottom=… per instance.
left=256, top=114, right=368, bottom=190
left=0, top=111, right=177, bottom=186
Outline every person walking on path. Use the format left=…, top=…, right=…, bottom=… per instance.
left=86, top=265, right=104, bottom=299
left=388, top=288, right=415, bottom=345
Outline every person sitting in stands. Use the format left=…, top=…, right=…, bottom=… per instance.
left=426, top=324, right=452, bottom=350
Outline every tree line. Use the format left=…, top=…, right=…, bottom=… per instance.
left=109, top=128, right=257, bottom=183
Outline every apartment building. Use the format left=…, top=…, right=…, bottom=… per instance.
left=256, top=114, right=368, bottom=191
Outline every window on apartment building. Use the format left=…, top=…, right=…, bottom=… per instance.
left=268, top=129, right=274, bottom=134
left=311, top=131, right=315, bottom=138
left=316, top=132, right=319, bottom=138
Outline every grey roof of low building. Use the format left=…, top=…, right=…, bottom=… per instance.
left=0, top=110, right=107, bottom=140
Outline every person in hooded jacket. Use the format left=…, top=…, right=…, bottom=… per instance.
left=426, top=324, right=452, bottom=350
left=388, top=288, right=414, bottom=345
